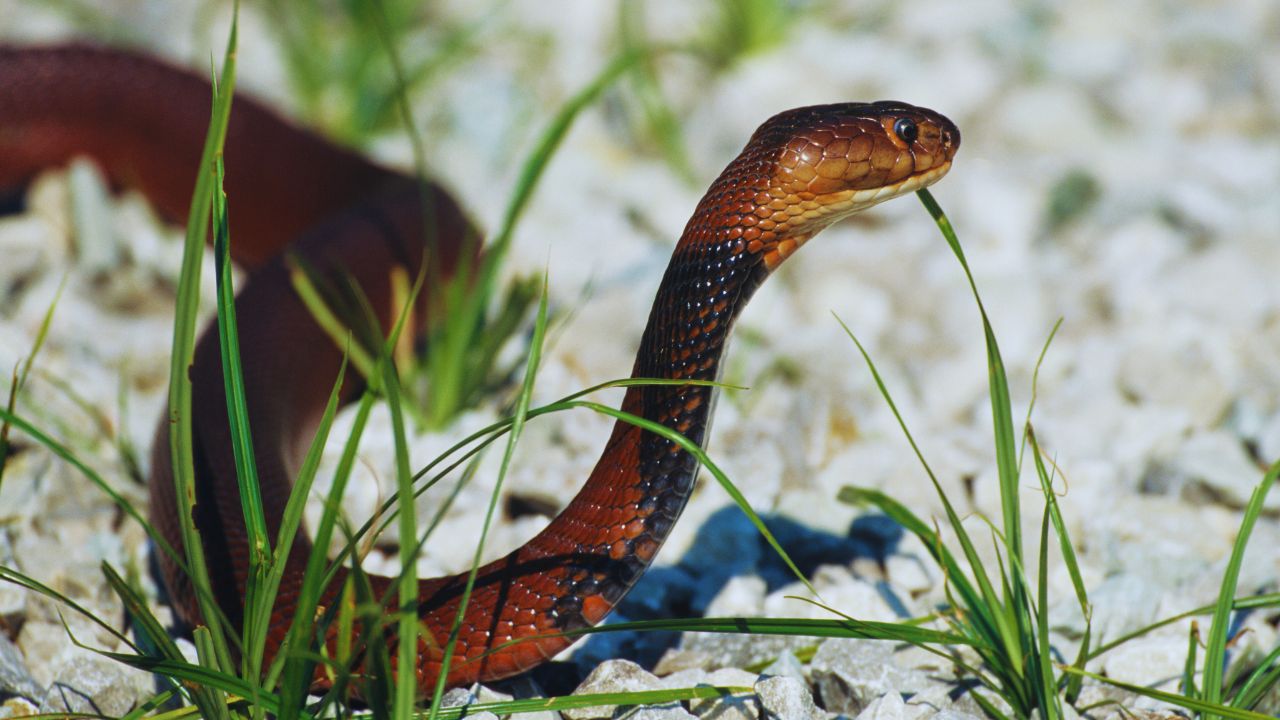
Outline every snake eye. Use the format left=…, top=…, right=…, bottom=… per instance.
left=893, top=117, right=918, bottom=144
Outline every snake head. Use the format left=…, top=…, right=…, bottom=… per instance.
left=713, top=101, right=960, bottom=270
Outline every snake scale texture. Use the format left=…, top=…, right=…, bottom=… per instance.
left=0, top=44, right=959, bottom=693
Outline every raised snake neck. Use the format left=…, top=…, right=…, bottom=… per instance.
left=0, top=44, right=959, bottom=693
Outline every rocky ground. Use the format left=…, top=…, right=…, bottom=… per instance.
left=1, top=0, right=1279, bottom=717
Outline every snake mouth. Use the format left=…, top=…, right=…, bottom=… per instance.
left=799, top=159, right=954, bottom=225
left=853, top=158, right=954, bottom=205
left=758, top=159, right=954, bottom=270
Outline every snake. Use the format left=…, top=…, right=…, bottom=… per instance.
left=0, top=44, right=959, bottom=693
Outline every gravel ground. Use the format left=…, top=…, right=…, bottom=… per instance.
left=1, top=1, right=1279, bottom=717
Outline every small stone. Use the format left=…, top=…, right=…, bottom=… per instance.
left=1169, top=431, right=1277, bottom=511
left=885, top=554, right=934, bottom=596
left=624, top=705, right=697, bottom=720
left=653, top=648, right=715, bottom=676
left=704, top=575, right=767, bottom=617
left=440, top=687, right=476, bottom=708
left=660, top=668, right=709, bottom=688
left=755, top=675, right=823, bottom=720
left=0, top=530, right=26, bottom=633
left=855, top=690, right=907, bottom=719
left=2, top=696, right=38, bottom=718
left=37, top=655, right=152, bottom=716
left=1101, top=635, right=1187, bottom=688
left=689, top=692, right=758, bottom=720
left=475, top=684, right=513, bottom=704
left=810, top=639, right=928, bottom=717
left=564, top=659, right=663, bottom=720
left=682, top=668, right=760, bottom=719
left=678, top=631, right=810, bottom=674
left=759, top=650, right=806, bottom=682
left=0, top=634, right=39, bottom=702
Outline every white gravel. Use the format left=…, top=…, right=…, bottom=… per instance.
left=1, top=0, right=1278, bottom=717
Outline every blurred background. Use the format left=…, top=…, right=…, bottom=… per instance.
left=1, top=0, right=1279, bottom=699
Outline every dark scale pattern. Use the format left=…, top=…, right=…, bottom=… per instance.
left=384, top=102, right=960, bottom=689
left=10, top=42, right=967, bottom=697
left=296, top=102, right=956, bottom=691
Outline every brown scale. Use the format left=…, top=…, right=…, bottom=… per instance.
left=0, top=44, right=958, bottom=697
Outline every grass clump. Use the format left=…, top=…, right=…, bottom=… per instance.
left=824, top=189, right=1280, bottom=719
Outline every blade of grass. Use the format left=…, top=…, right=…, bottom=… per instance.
left=422, top=48, right=640, bottom=429
left=916, top=188, right=1051, bottom=711
left=918, top=189, right=1023, bottom=557
left=1027, top=427, right=1092, bottom=703
left=573, top=400, right=818, bottom=599
left=1062, top=665, right=1277, bottom=720
left=0, top=272, right=66, bottom=492
left=287, top=254, right=376, bottom=379
left=257, top=351, right=348, bottom=696
left=164, top=11, right=241, bottom=674
left=1087, top=593, right=1280, bottom=661
left=1202, top=456, right=1280, bottom=717
left=381, top=275, right=419, bottom=720
left=324, top=378, right=734, bottom=582
left=277, top=257, right=425, bottom=713
left=211, top=156, right=272, bottom=703
left=1231, top=639, right=1280, bottom=709
left=1017, top=317, right=1062, bottom=473
left=432, top=685, right=750, bottom=720
left=1183, top=622, right=1201, bottom=699
left=834, top=318, right=1009, bottom=652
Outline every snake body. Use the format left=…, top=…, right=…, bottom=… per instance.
left=0, top=44, right=959, bottom=692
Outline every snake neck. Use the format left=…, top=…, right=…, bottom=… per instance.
left=528, top=161, right=782, bottom=633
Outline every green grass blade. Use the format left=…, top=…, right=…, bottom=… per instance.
left=324, top=379, right=732, bottom=579
left=1017, top=318, right=1062, bottom=473
left=1086, top=593, right=1280, bottom=661
left=0, top=565, right=137, bottom=652
left=101, top=563, right=227, bottom=713
left=1062, top=665, right=1277, bottom=720
left=1183, top=622, right=1201, bottom=699
left=1202, top=457, right=1280, bottom=715
left=569, top=400, right=818, bottom=600
left=104, top=652, right=287, bottom=717
left=1231, top=640, right=1280, bottom=709
left=489, top=615, right=975, bottom=650
left=0, top=272, right=65, bottom=492
left=1027, top=427, right=1092, bottom=703
left=917, top=188, right=1024, bottom=570
left=33, top=365, right=144, bottom=484
left=287, top=255, right=377, bottom=379
left=257, top=352, right=349, bottom=697
left=211, top=156, right=272, bottom=704
left=382, top=292, right=418, bottom=720
left=279, top=387, right=379, bottom=705
left=834, top=318, right=1007, bottom=649
left=164, top=11, right=241, bottom=673
left=432, top=686, right=750, bottom=719
left=422, top=48, right=640, bottom=428
left=1034, top=499, right=1057, bottom=718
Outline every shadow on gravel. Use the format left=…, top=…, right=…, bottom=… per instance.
left=563, top=506, right=906, bottom=681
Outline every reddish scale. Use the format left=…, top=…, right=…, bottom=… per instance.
left=0, top=45, right=959, bottom=698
